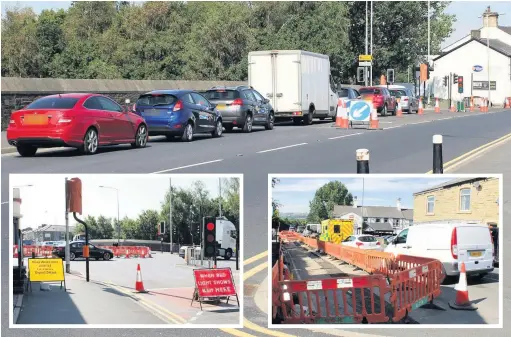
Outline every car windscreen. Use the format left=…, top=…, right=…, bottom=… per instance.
left=359, top=88, right=381, bottom=95
left=203, top=90, right=239, bottom=100
left=338, top=89, right=349, bottom=98
left=137, top=94, right=177, bottom=106
left=26, top=97, right=79, bottom=109
left=391, top=90, right=407, bottom=97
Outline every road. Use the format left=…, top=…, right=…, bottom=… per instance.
left=2, top=108, right=509, bottom=336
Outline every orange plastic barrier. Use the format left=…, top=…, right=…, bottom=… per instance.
left=277, top=275, right=390, bottom=324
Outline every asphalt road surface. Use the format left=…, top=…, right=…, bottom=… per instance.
left=2, top=109, right=509, bottom=336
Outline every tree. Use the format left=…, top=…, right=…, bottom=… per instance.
left=307, top=181, right=353, bottom=223
left=96, top=215, right=114, bottom=239
left=120, top=216, right=137, bottom=239
left=73, top=215, right=99, bottom=239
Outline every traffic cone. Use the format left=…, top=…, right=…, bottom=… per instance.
left=450, top=100, right=456, bottom=112
left=448, top=262, right=477, bottom=310
left=368, top=102, right=380, bottom=129
left=470, top=97, right=474, bottom=112
left=335, top=99, right=349, bottom=129
left=396, top=99, right=403, bottom=117
left=418, top=98, right=424, bottom=115
left=483, top=98, right=488, bottom=112
left=434, top=98, right=440, bottom=113
left=135, top=264, right=147, bottom=293
left=13, top=245, right=18, bottom=258
left=505, top=97, right=510, bottom=109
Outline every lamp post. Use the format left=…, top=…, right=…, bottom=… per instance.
left=99, top=186, right=120, bottom=245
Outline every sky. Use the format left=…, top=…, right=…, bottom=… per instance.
left=272, top=177, right=455, bottom=214
left=2, top=1, right=511, bottom=50
left=10, top=174, right=231, bottom=229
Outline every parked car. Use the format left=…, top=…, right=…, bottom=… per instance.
left=337, top=87, right=361, bottom=103
left=385, top=222, right=494, bottom=282
left=341, top=235, right=382, bottom=251
left=359, top=87, right=397, bottom=116
left=134, top=90, right=223, bottom=142
left=202, top=86, right=274, bottom=132
left=389, top=87, right=418, bottom=113
left=53, top=241, right=113, bottom=261
left=7, top=93, right=148, bottom=157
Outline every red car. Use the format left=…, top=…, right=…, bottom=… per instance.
left=7, top=93, right=148, bottom=157
left=359, top=87, right=397, bottom=116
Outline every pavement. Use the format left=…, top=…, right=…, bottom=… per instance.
left=2, top=107, right=510, bottom=336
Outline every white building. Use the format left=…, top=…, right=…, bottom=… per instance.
left=333, top=197, right=413, bottom=235
left=429, top=6, right=511, bottom=106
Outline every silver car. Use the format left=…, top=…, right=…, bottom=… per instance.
left=389, top=88, right=418, bottom=113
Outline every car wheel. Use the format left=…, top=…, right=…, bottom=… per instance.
left=70, top=252, right=76, bottom=261
left=303, top=111, right=313, bottom=125
left=224, top=249, right=232, bottom=260
left=292, top=117, right=301, bottom=125
left=181, top=123, right=194, bottom=142
left=131, top=124, right=148, bottom=148
left=381, top=105, right=387, bottom=117
left=16, top=145, right=38, bottom=157
left=243, top=114, right=253, bottom=133
left=224, top=125, right=233, bottom=132
left=103, top=252, right=111, bottom=261
left=265, top=113, right=274, bottom=130
left=212, top=120, right=223, bottom=138
left=81, top=128, right=99, bottom=155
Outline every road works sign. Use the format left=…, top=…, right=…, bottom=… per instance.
left=28, top=258, right=66, bottom=291
left=192, top=267, right=239, bottom=310
left=348, top=100, right=371, bottom=122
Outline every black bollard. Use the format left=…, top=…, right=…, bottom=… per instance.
left=356, top=149, right=370, bottom=174
left=433, top=135, right=443, bottom=174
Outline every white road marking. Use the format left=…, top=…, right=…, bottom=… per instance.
left=1, top=201, right=8, bottom=205
left=328, top=132, right=363, bottom=140
left=256, top=143, right=308, bottom=154
left=383, top=125, right=402, bottom=130
left=151, top=159, right=223, bottom=173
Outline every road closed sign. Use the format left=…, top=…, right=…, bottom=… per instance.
left=193, top=267, right=237, bottom=297
left=28, top=258, right=65, bottom=282
left=349, top=100, right=371, bottom=122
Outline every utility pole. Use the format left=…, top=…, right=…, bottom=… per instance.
left=370, top=0, right=373, bottom=86
left=365, top=1, right=368, bottom=86
left=65, top=177, right=70, bottom=273
left=169, top=178, right=173, bottom=254
left=427, top=0, right=431, bottom=106
left=218, top=178, right=222, bottom=217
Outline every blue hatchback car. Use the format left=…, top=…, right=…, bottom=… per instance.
left=133, top=90, right=223, bottom=142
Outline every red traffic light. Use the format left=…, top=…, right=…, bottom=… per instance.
left=207, top=222, right=215, bottom=231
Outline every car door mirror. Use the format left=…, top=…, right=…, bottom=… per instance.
left=264, top=98, right=270, bottom=104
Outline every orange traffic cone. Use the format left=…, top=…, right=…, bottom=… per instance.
left=335, top=99, right=349, bottom=129
left=434, top=97, right=440, bottom=113
left=396, top=99, right=403, bottom=117
left=505, top=97, right=511, bottom=109
left=368, top=102, right=380, bottom=129
left=135, top=264, right=147, bottom=293
left=450, top=100, right=456, bottom=112
left=449, top=262, right=477, bottom=310
left=418, top=98, right=424, bottom=115
left=13, top=245, right=18, bottom=258
left=469, top=97, right=474, bottom=112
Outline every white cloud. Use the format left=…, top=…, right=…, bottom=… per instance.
left=279, top=203, right=309, bottom=214
left=273, top=179, right=335, bottom=193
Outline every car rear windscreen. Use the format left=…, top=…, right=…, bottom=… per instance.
left=391, top=90, right=407, bottom=97
left=359, top=236, right=377, bottom=242
left=26, top=97, right=79, bottom=109
left=360, top=88, right=381, bottom=95
left=338, top=89, right=349, bottom=97
left=137, top=94, right=177, bottom=106
left=203, top=90, right=239, bottom=100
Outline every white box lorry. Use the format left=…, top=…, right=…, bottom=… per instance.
left=248, top=50, right=339, bottom=125
left=215, top=217, right=237, bottom=260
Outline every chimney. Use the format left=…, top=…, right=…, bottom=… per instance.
left=396, top=198, right=402, bottom=211
left=483, top=6, right=499, bottom=28
left=471, top=30, right=481, bottom=39
left=353, top=196, right=358, bottom=208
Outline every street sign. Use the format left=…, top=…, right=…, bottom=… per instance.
left=419, top=64, right=428, bottom=82
left=191, top=267, right=239, bottom=310
left=359, top=61, right=371, bottom=67
left=359, top=54, right=372, bottom=61
left=28, top=258, right=66, bottom=291
left=348, top=100, right=371, bottom=122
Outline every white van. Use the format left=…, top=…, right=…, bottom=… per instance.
left=385, top=221, right=494, bottom=280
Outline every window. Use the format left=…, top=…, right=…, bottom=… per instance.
left=338, top=89, right=349, bottom=98
left=375, top=218, right=381, bottom=223
left=242, top=90, right=256, bottom=101
left=395, top=229, right=408, bottom=244
left=353, top=90, right=361, bottom=98
left=97, top=97, right=123, bottom=112
left=460, top=188, right=471, bottom=211
left=136, top=94, right=177, bottom=106
left=384, top=218, right=388, bottom=223
left=343, top=236, right=354, bottom=242
left=191, top=93, right=209, bottom=107
left=26, top=96, right=79, bottom=109
left=83, top=97, right=103, bottom=110
left=359, top=236, right=377, bottom=242
left=334, top=225, right=340, bottom=234
left=203, top=90, right=239, bottom=100
left=427, top=196, right=435, bottom=214
left=230, top=230, right=237, bottom=239
left=182, top=93, right=194, bottom=104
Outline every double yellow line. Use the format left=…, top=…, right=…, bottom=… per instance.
left=426, top=132, right=511, bottom=174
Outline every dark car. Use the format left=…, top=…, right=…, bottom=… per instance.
left=134, top=90, right=223, bottom=142
left=53, top=241, right=113, bottom=261
left=202, top=86, right=274, bottom=133
left=359, top=87, right=397, bottom=116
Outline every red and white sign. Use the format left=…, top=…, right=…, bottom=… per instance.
left=193, top=267, right=237, bottom=298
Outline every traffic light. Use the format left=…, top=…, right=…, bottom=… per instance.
left=442, top=76, right=447, bottom=87
left=203, top=216, right=216, bottom=258
left=357, top=67, right=365, bottom=83
left=158, top=221, right=165, bottom=235
left=453, top=73, right=458, bottom=84
left=458, top=76, right=464, bottom=93
left=386, top=69, right=395, bottom=84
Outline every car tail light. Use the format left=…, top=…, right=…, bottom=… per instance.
left=376, top=241, right=381, bottom=245
left=57, top=117, right=73, bottom=125
left=232, top=98, right=243, bottom=106
left=356, top=242, right=363, bottom=247
left=489, top=228, right=494, bottom=256
left=403, top=98, right=409, bottom=101
left=9, top=119, right=15, bottom=124
left=173, top=100, right=183, bottom=111
left=132, top=103, right=137, bottom=111
left=451, top=227, right=458, bottom=259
